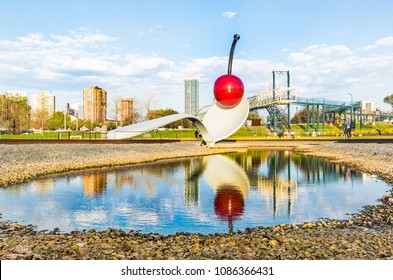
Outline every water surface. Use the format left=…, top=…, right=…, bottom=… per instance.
left=0, top=150, right=389, bottom=234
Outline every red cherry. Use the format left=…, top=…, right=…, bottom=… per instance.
left=213, top=74, right=244, bottom=108
left=214, top=186, right=244, bottom=221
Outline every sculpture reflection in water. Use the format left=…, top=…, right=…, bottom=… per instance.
left=0, top=150, right=383, bottom=234
left=225, top=150, right=298, bottom=219
left=76, top=152, right=365, bottom=233
left=202, top=155, right=249, bottom=233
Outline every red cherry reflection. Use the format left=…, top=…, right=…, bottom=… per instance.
left=213, top=74, right=244, bottom=108
left=214, top=186, right=244, bottom=221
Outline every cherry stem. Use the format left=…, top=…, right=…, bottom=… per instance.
left=227, top=34, right=240, bottom=75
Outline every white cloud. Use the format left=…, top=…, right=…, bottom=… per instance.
left=1, top=29, right=393, bottom=112
left=304, top=44, right=352, bottom=57
left=116, top=54, right=174, bottom=76
left=314, top=45, right=352, bottom=56
left=287, top=43, right=393, bottom=104
left=1, top=29, right=281, bottom=109
left=156, top=71, right=178, bottom=80
left=51, top=32, right=116, bottom=47
left=289, top=52, right=314, bottom=63
left=363, top=36, right=393, bottom=50
left=222, top=11, right=237, bottom=19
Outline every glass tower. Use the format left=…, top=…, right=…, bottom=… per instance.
left=184, top=79, right=199, bottom=115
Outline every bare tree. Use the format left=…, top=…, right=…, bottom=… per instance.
left=31, top=108, right=50, bottom=132
left=143, top=93, right=157, bottom=120
left=132, top=97, right=144, bottom=123
left=108, top=96, right=122, bottom=127
left=133, top=93, right=157, bottom=122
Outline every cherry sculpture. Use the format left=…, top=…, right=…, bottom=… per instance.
left=213, top=34, right=244, bottom=108
left=108, top=34, right=249, bottom=145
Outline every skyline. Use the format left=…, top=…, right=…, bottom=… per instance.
left=1, top=0, right=393, bottom=112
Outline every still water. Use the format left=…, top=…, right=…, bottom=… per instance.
left=0, top=150, right=390, bottom=234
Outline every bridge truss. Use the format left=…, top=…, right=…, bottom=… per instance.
left=246, top=70, right=383, bottom=134
left=248, top=87, right=297, bottom=132
left=248, top=70, right=296, bottom=133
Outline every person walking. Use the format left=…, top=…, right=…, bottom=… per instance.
left=344, top=116, right=351, bottom=139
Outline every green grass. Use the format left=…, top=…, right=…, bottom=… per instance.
left=132, top=129, right=196, bottom=139
left=228, top=126, right=270, bottom=138
left=0, top=132, right=58, bottom=139
left=1, top=122, right=392, bottom=140
left=291, top=122, right=393, bottom=136
left=0, top=131, right=102, bottom=139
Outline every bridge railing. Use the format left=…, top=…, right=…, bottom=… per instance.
left=248, top=87, right=297, bottom=109
left=295, top=97, right=362, bottom=108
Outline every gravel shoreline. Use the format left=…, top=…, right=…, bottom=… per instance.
left=0, top=140, right=392, bottom=260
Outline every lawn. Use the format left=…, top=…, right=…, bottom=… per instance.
left=1, top=122, right=392, bottom=140
left=0, top=131, right=102, bottom=139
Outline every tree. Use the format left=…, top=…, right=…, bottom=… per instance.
left=0, top=94, right=7, bottom=128
left=146, top=108, right=182, bottom=128
left=247, top=111, right=261, bottom=120
left=132, top=97, right=144, bottom=123
left=290, top=106, right=324, bottom=124
left=46, top=111, right=71, bottom=130
left=132, top=94, right=158, bottom=123
left=70, top=118, right=84, bottom=131
left=291, top=107, right=308, bottom=124
left=144, top=94, right=156, bottom=118
left=146, top=108, right=178, bottom=120
left=108, top=96, right=121, bottom=127
left=1, top=93, right=30, bottom=133
left=31, top=108, right=50, bottom=131
left=383, top=93, right=393, bottom=111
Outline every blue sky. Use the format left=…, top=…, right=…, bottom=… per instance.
left=1, top=0, right=393, bottom=114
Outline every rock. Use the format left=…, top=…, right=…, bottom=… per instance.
left=0, top=141, right=392, bottom=260
left=269, top=240, right=279, bottom=247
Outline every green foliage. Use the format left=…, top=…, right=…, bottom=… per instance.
left=0, top=92, right=30, bottom=133
left=0, top=132, right=58, bottom=139
left=0, top=131, right=102, bottom=139
left=146, top=108, right=187, bottom=129
left=228, top=126, right=269, bottom=138
left=146, top=108, right=178, bottom=120
left=291, top=106, right=325, bottom=124
left=133, top=129, right=195, bottom=139
left=70, top=118, right=84, bottom=131
left=247, top=111, right=261, bottom=120
left=383, top=93, right=393, bottom=110
left=45, top=111, right=71, bottom=130
left=105, top=121, right=117, bottom=131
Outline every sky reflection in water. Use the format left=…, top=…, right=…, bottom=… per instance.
left=0, top=150, right=390, bottom=235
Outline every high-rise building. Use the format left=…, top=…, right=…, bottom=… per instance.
left=120, top=98, right=134, bottom=124
left=360, top=100, right=375, bottom=114
left=31, top=91, right=55, bottom=115
left=69, top=103, right=84, bottom=120
left=184, top=159, right=200, bottom=206
left=83, top=86, right=107, bottom=124
left=184, top=79, right=199, bottom=115
left=83, top=173, right=107, bottom=196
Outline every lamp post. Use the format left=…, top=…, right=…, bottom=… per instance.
left=348, top=93, right=354, bottom=129
left=348, top=92, right=353, bottom=116
left=348, top=93, right=353, bottom=105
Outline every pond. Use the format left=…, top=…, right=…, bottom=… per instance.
left=0, top=150, right=390, bottom=235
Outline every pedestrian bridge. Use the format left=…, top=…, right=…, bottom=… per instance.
left=247, top=87, right=297, bottom=132
left=248, top=87, right=297, bottom=110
